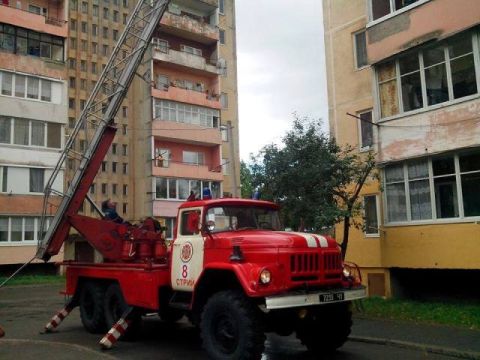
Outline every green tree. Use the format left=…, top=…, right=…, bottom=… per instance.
left=240, top=160, right=254, bottom=198
left=249, top=116, right=376, bottom=259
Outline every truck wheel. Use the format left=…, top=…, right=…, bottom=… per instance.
left=296, top=302, right=352, bottom=354
left=104, top=283, right=141, bottom=340
left=79, top=281, right=107, bottom=334
left=200, top=290, right=265, bottom=360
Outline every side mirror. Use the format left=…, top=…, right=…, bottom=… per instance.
left=205, top=220, right=215, bottom=232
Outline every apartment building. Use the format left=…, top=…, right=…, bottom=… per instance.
left=323, top=0, right=480, bottom=297
left=0, top=0, right=68, bottom=266
left=64, top=0, right=239, bottom=260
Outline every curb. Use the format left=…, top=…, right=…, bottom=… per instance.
left=349, top=336, right=480, bottom=360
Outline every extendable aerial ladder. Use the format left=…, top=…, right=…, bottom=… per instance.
left=36, top=0, right=170, bottom=261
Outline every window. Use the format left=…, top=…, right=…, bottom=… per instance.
left=358, top=110, right=373, bottom=149
left=81, top=22, right=87, bottom=33
left=92, top=24, right=98, bottom=36
left=14, top=118, right=29, bottom=145
left=69, top=77, right=76, bottom=89
left=154, top=100, right=220, bottom=127
left=122, top=124, right=127, bottom=135
left=155, top=178, right=220, bottom=201
left=26, top=77, right=39, bottom=99
left=219, top=0, right=225, bottom=14
left=1, top=72, right=55, bottom=102
left=123, top=184, right=128, bottom=196
left=384, top=150, right=480, bottom=223
left=93, top=4, right=98, bottom=16
left=1, top=72, right=13, bottom=96
left=0, top=116, right=11, bottom=143
left=102, top=44, right=109, bottom=56
left=31, top=121, right=45, bottom=146
left=364, top=195, right=379, bottom=235
left=69, top=58, right=76, bottom=69
left=222, top=158, right=229, bottom=175
left=152, top=38, right=168, bottom=53
left=29, top=168, right=44, bottom=193
left=102, top=161, right=107, bottom=172
left=180, top=44, right=202, bottom=56
left=183, top=151, right=204, bottom=165
left=112, top=162, right=117, bottom=173
left=155, top=148, right=170, bottom=167
left=0, top=166, right=8, bottom=192
left=113, top=30, right=118, bottom=41
left=101, top=183, right=107, bottom=194
left=91, top=62, right=97, bottom=74
left=376, top=31, right=478, bottom=119
left=370, top=0, right=421, bottom=21
left=103, top=27, right=108, bottom=39
left=122, top=144, right=128, bottom=156
left=122, top=203, right=127, bottom=214
left=0, top=216, right=50, bottom=243
left=123, top=13, right=128, bottom=25
left=90, top=183, right=95, bottom=194
left=156, top=74, right=169, bottom=90
left=122, top=106, right=128, bottom=117
left=220, top=93, right=228, bottom=108
left=354, top=30, right=368, bottom=69
left=123, top=163, right=128, bottom=174
left=122, top=0, right=128, bottom=7
left=113, top=10, right=119, bottom=22
left=219, top=29, right=225, bottom=45
left=81, top=1, right=88, bottom=13
left=112, top=184, right=117, bottom=195
left=220, top=125, right=228, bottom=142
left=162, top=217, right=176, bottom=240
left=103, top=7, right=109, bottom=20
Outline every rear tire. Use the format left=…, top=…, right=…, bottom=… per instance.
left=79, top=281, right=107, bottom=334
left=296, top=302, right=352, bottom=354
left=200, top=290, right=265, bottom=360
left=103, top=283, right=141, bottom=340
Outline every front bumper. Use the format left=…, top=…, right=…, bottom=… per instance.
left=265, top=286, right=366, bottom=310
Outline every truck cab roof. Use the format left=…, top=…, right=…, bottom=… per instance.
left=179, top=198, right=280, bottom=210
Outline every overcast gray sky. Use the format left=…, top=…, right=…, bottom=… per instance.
left=235, top=0, right=328, bottom=161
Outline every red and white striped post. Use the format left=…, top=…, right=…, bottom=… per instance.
left=43, top=305, right=74, bottom=333
left=99, top=317, right=131, bottom=349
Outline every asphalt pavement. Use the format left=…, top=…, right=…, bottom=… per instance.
left=0, top=284, right=478, bottom=359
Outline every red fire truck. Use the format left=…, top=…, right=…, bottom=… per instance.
left=34, top=0, right=366, bottom=358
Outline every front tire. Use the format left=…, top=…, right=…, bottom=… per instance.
left=79, top=281, right=107, bottom=334
left=200, top=290, right=265, bottom=360
left=296, top=302, right=352, bottom=354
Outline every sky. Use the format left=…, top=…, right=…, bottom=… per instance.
left=235, top=0, right=328, bottom=161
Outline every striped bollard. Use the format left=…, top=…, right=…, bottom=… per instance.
left=44, top=306, right=74, bottom=333
left=99, top=318, right=131, bottom=350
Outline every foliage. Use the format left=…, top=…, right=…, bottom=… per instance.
left=358, top=297, right=480, bottom=330
left=240, top=160, right=254, bottom=199
left=242, top=115, right=377, bottom=258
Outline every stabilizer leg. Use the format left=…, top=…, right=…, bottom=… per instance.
left=41, top=298, right=77, bottom=334
left=99, top=307, right=137, bottom=350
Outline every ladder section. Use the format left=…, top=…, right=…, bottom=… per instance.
left=37, top=0, right=170, bottom=261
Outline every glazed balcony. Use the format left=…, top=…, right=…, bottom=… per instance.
left=152, top=161, right=223, bottom=182
left=152, top=47, right=220, bottom=77
left=367, top=0, right=480, bottom=64
left=0, top=3, right=68, bottom=38
left=152, top=86, right=221, bottom=109
left=160, top=11, right=219, bottom=45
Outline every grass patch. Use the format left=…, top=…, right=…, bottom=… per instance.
left=0, top=275, right=65, bottom=287
left=356, top=297, right=480, bottom=330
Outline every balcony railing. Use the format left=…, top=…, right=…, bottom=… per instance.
left=152, top=46, right=221, bottom=76
left=161, top=11, right=219, bottom=43
left=0, top=3, right=67, bottom=27
left=152, top=160, right=224, bottom=181
left=151, top=84, right=221, bottom=109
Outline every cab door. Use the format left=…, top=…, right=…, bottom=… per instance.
left=171, top=208, right=204, bottom=291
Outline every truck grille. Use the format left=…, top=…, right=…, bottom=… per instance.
left=289, top=252, right=342, bottom=282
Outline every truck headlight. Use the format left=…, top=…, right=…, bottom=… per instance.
left=259, top=269, right=271, bottom=284
left=342, top=267, right=351, bottom=278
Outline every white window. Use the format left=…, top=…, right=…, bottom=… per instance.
left=0, top=71, right=57, bottom=103
left=152, top=38, right=168, bottom=53
left=155, top=178, right=221, bottom=201
left=354, top=30, right=368, bottom=69
left=154, top=99, right=220, bottom=128
left=155, top=148, right=170, bottom=167
left=29, top=168, right=44, bottom=193
left=369, top=0, right=422, bottom=22
left=358, top=110, right=373, bottom=149
left=220, top=93, right=228, bottom=109
left=0, top=216, right=52, bottom=243
left=28, top=4, right=42, bottom=14
left=183, top=151, right=204, bottom=165
left=364, top=195, right=380, bottom=236
left=220, top=125, right=228, bottom=142
left=219, top=29, right=225, bottom=45
left=219, top=0, right=225, bottom=14
left=376, top=31, right=479, bottom=119
left=384, top=150, right=480, bottom=223
left=181, top=44, right=202, bottom=56
left=222, top=158, right=229, bottom=175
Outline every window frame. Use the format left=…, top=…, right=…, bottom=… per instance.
left=375, top=31, right=480, bottom=122
left=357, top=109, right=374, bottom=151
left=0, top=216, right=52, bottom=245
left=383, top=150, right=480, bottom=225
left=368, top=0, right=430, bottom=25
left=155, top=178, right=221, bottom=201
left=353, top=29, right=368, bottom=70
left=363, top=194, right=381, bottom=237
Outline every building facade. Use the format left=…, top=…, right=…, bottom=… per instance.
left=64, top=0, right=239, bottom=260
left=323, top=0, right=480, bottom=297
left=0, top=0, right=68, bottom=265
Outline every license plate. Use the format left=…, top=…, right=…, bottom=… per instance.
left=319, top=292, right=344, bottom=303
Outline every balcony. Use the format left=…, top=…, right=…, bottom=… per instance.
left=152, top=161, right=223, bottom=182
left=0, top=3, right=68, bottom=38
left=367, top=0, right=480, bottom=64
left=152, top=86, right=221, bottom=109
left=152, top=47, right=220, bottom=76
left=152, top=120, right=222, bottom=146
left=160, top=11, right=219, bottom=45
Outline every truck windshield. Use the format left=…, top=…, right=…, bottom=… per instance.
left=205, top=206, right=282, bottom=232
